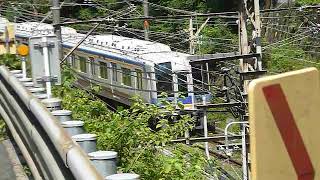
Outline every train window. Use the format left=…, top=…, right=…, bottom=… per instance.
left=111, top=63, right=117, bottom=81
left=122, top=67, right=132, bottom=87
left=155, top=62, right=173, bottom=95
left=89, top=57, right=96, bottom=75
left=136, top=69, right=143, bottom=89
left=99, top=62, right=108, bottom=79
left=79, top=56, right=87, bottom=73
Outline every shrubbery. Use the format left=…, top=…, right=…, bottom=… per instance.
left=53, top=67, right=210, bottom=179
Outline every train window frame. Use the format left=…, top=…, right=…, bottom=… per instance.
left=136, top=69, right=143, bottom=90
left=121, top=67, right=132, bottom=87
left=111, top=62, right=118, bottom=82
left=99, top=61, right=108, bottom=79
left=79, top=56, right=87, bottom=73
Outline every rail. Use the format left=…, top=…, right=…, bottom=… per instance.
left=0, top=65, right=103, bottom=180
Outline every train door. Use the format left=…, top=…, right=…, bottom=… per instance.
left=154, top=62, right=173, bottom=104
left=155, top=62, right=173, bottom=96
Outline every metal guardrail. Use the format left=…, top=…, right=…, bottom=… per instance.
left=0, top=66, right=103, bottom=180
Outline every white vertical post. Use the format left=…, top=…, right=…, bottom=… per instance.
left=42, top=37, right=52, bottom=98
left=186, top=70, right=195, bottom=110
left=172, top=73, right=179, bottom=105
left=22, top=57, right=27, bottom=79
left=202, top=96, right=210, bottom=159
left=242, top=124, right=248, bottom=180
left=206, top=63, right=210, bottom=91
left=149, top=67, right=157, bottom=102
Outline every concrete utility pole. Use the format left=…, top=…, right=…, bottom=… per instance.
left=143, top=0, right=149, bottom=40
left=52, top=0, right=62, bottom=59
left=189, top=17, right=195, bottom=54
left=254, top=0, right=262, bottom=70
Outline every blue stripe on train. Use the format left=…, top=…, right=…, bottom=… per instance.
left=151, top=96, right=192, bottom=105
left=151, top=94, right=212, bottom=105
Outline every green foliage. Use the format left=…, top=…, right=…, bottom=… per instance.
left=296, top=0, right=320, bottom=5
left=0, top=119, right=7, bottom=141
left=0, top=54, right=21, bottom=69
left=265, top=45, right=320, bottom=73
left=0, top=54, right=21, bottom=141
left=53, top=68, right=208, bottom=179
left=78, top=9, right=94, bottom=20
left=198, top=22, right=238, bottom=54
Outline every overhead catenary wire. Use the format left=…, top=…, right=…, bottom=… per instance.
left=262, top=29, right=313, bottom=50
left=1, top=2, right=250, bottom=104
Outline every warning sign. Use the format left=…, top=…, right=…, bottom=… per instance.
left=248, top=68, right=320, bottom=180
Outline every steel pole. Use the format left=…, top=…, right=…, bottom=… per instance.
left=21, top=57, right=27, bottom=79
left=51, top=0, right=62, bottom=59
left=42, top=37, right=52, bottom=98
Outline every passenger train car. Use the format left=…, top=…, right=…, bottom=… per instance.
left=0, top=17, right=211, bottom=108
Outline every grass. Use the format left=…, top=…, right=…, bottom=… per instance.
left=0, top=118, right=7, bottom=141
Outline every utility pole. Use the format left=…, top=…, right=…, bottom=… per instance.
left=143, top=0, right=149, bottom=40
left=189, top=17, right=195, bottom=54
left=4, top=26, right=9, bottom=54
left=239, top=9, right=250, bottom=73
left=254, top=0, right=262, bottom=70
left=52, top=0, right=62, bottom=59
left=239, top=1, right=250, bottom=180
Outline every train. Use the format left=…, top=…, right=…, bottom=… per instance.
left=0, top=17, right=213, bottom=108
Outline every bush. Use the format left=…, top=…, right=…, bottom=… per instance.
left=53, top=67, right=209, bottom=179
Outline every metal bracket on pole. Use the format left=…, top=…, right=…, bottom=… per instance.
left=36, top=76, right=58, bottom=83
left=33, top=42, right=55, bottom=48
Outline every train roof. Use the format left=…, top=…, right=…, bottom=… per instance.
left=15, top=22, right=77, bottom=35
left=88, top=34, right=172, bottom=54
left=64, top=33, right=191, bottom=70
left=2, top=20, right=191, bottom=71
